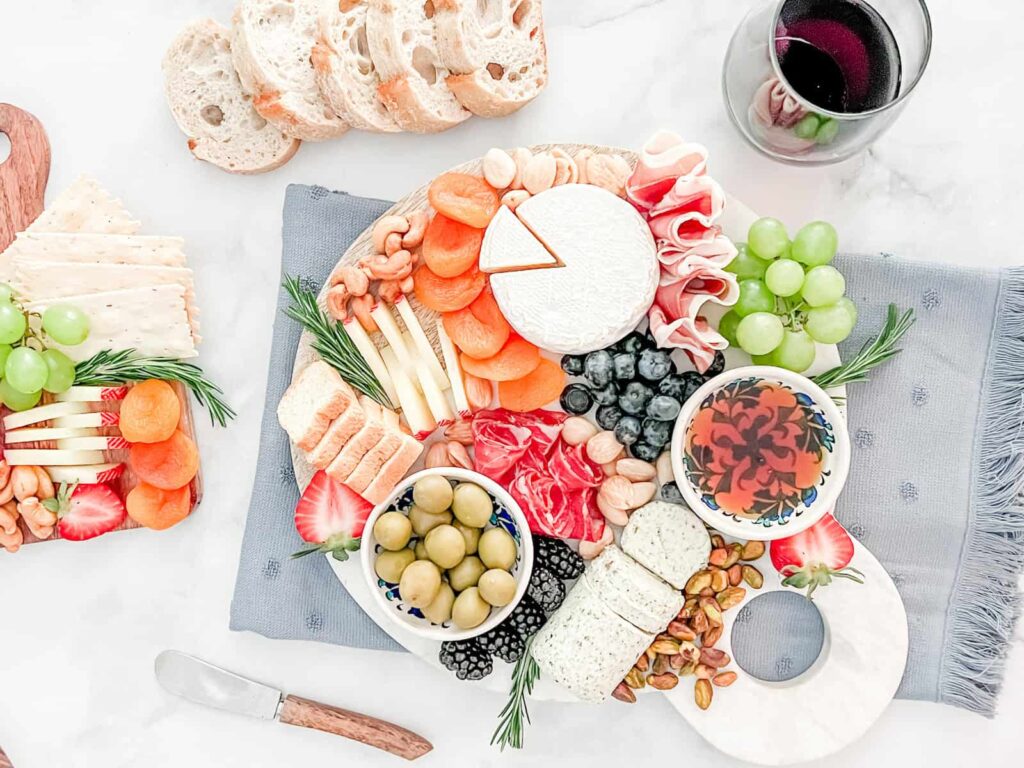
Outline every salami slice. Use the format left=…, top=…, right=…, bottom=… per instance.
left=549, top=439, right=603, bottom=491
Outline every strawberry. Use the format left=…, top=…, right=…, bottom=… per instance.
left=769, top=513, right=864, bottom=598
left=46, top=482, right=127, bottom=541
left=292, top=470, right=373, bottom=561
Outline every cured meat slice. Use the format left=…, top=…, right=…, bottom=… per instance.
left=647, top=176, right=726, bottom=244
left=626, top=130, right=709, bottom=212
left=649, top=277, right=738, bottom=373
left=549, top=439, right=603, bottom=492
left=509, top=469, right=574, bottom=540
left=657, top=237, right=738, bottom=280
left=565, top=487, right=605, bottom=542
left=505, top=409, right=566, bottom=456
left=472, top=415, right=533, bottom=482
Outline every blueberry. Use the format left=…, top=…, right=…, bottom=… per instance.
left=613, top=352, right=636, bottom=381
left=706, top=351, right=726, bottom=376
left=583, top=350, right=614, bottom=388
left=591, top=382, right=619, bottom=406
left=595, top=404, right=624, bottom=430
left=637, top=348, right=673, bottom=382
left=614, top=416, right=642, bottom=446
left=561, top=354, right=585, bottom=376
left=642, top=417, right=673, bottom=448
left=659, top=371, right=704, bottom=402
left=618, top=331, right=647, bottom=355
left=630, top=441, right=662, bottom=462
left=618, top=381, right=654, bottom=416
left=560, top=384, right=593, bottom=415
left=646, top=395, right=681, bottom=421
left=661, top=481, right=684, bottom=504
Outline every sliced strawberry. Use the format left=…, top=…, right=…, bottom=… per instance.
left=47, top=482, right=126, bottom=542
left=292, top=470, right=373, bottom=562
left=769, top=513, right=863, bottom=598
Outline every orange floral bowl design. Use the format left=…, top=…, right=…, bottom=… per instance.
left=670, top=366, right=851, bottom=542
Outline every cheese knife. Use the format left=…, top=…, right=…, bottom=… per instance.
left=154, top=650, right=432, bottom=761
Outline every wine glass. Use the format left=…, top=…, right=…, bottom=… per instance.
left=723, top=0, right=932, bottom=165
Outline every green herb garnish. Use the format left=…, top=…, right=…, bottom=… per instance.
left=491, top=640, right=541, bottom=751
left=282, top=275, right=392, bottom=409
left=812, top=304, right=915, bottom=390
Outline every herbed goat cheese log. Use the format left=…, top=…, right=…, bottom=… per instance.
left=584, top=544, right=685, bottom=634
left=620, top=501, right=712, bottom=590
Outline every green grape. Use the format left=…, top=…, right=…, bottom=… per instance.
left=736, top=312, right=784, bottom=356
left=0, top=344, right=11, bottom=378
left=734, top=279, right=776, bottom=318
left=751, top=353, right=776, bottom=365
left=772, top=330, right=817, bottom=372
left=793, top=114, right=821, bottom=139
left=725, top=243, right=770, bottom=280
left=791, top=221, right=838, bottom=267
left=0, top=378, right=41, bottom=411
left=801, top=265, right=846, bottom=307
left=718, top=310, right=741, bottom=346
left=836, top=296, right=858, bottom=326
left=0, top=283, right=14, bottom=303
left=765, top=259, right=805, bottom=297
left=42, top=348, right=76, bottom=394
left=816, top=118, right=839, bottom=144
left=805, top=303, right=856, bottom=344
left=5, top=347, right=48, bottom=394
left=0, top=303, right=26, bottom=345
left=747, top=217, right=790, bottom=260
left=42, top=304, right=90, bottom=346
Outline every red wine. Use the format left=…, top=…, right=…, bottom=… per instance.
left=775, top=0, right=901, bottom=113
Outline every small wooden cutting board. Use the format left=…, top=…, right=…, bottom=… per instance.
left=0, top=103, right=50, bottom=251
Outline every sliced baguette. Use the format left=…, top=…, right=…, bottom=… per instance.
left=163, top=19, right=300, bottom=174
left=366, top=0, right=470, bottom=133
left=313, top=0, right=400, bottom=133
left=435, top=0, right=548, bottom=117
left=231, top=0, right=350, bottom=141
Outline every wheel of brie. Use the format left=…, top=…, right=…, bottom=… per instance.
left=483, top=185, right=659, bottom=355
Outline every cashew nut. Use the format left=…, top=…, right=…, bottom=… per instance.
left=0, top=500, right=18, bottom=535
left=18, top=497, right=55, bottom=540
left=401, top=211, right=429, bottom=249
left=377, top=279, right=405, bottom=305
left=364, top=250, right=413, bottom=281
left=33, top=467, right=55, bottom=501
left=349, top=294, right=378, bottom=333
left=384, top=232, right=404, bottom=257
left=371, top=215, right=410, bottom=254
left=326, top=285, right=352, bottom=322
left=0, top=460, right=10, bottom=491
left=11, top=466, right=38, bottom=502
left=0, top=478, right=14, bottom=505
left=329, top=265, right=369, bottom=296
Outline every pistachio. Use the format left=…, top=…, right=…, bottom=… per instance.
left=716, top=586, right=747, bottom=611
left=678, top=661, right=698, bottom=677
left=695, top=679, right=713, bottom=710
left=677, top=640, right=700, bottom=663
left=708, top=547, right=728, bottom=568
left=667, top=620, right=696, bottom=642
left=669, top=653, right=685, bottom=671
left=650, top=639, right=681, bottom=656
left=741, top=540, right=766, bottom=560
left=624, top=667, right=646, bottom=690
left=700, top=597, right=723, bottom=626
left=710, top=569, right=729, bottom=593
left=679, top=598, right=699, bottom=619
left=727, top=564, right=743, bottom=587
left=690, top=609, right=709, bottom=634
left=684, top=570, right=712, bottom=596
left=723, top=543, right=743, bottom=569
left=695, top=663, right=715, bottom=680
left=710, top=534, right=726, bottom=549
left=699, top=587, right=716, bottom=598
left=703, top=624, right=723, bottom=647
left=649, top=673, right=679, bottom=691
left=713, top=671, right=738, bottom=687
left=634, top=653, right=650, bottom=672
left=700, top=647, right=730, bottom=669
left=652, top=654, right=671, bottom=676
left=612, top=681, right=637, bottom=703
left=616, top=458, right=657, bottom=482
left=742, top=564, right=764, bottom=589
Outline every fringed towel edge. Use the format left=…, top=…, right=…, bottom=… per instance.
left=940, top=266, right=1024, bottom=715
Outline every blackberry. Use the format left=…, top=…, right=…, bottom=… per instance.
left=534, top=536, right=585, bottom=580
left=479, top=623, right=526, bottom=664
left=506, top=595, right=547, bottom=639
left=527, top=566, right=567, bottom=612
left=439, top=639, right=493, bottom=680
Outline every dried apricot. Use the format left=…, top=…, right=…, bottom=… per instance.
left=442, top=289, right=511, bottom=359
left=412, top=263, right=486, bottom=312
left=126, top=482, right=191, bottom=530
left=130, top=430, right=199, bottom=490
left=120, top=380, right=180, bottom=443
left=498, top=358, right=566, bottom=412
left=428, top=173, right=500, bottom=228
left=460, top=337, right=541, bottom=382
left=422, top=214, right=484, bottom=278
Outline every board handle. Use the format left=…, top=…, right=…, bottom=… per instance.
left=0, top=103, right=50, bottom=251
left=278, top=694, right=432, bottom=761
left=0, top=744, right=14, bottom=768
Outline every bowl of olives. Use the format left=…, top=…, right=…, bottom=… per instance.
left=360, top=468, right=534, bottom=641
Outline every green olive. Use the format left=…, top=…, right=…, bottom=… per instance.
left=478, top=528, right=517, bottom=570
left=399, top=560, right=441, bottom=608
left=414, top=539, right=429, bottom=560
left=373, top=511, right=412, bottom=551
left=408, top=504, right=452, bottom=537
left=412, top=475, right=454, bottom=514
left=477, top=569, right=517, bottom=607
left=447, top=555, right=486, bottom=592
left=451, top=586, right=491, bottom=630
left=421, top=582, right=455, bottom=625
left=454, top=521, right=480, bottom=555
left=451, top=483, right=493, bottom=527
left=424, top=524, right=467, bottom=569
left=374, top=548, right=416, bottom=584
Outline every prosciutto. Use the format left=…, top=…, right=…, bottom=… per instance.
left=626, top=130, right=709, bottom=212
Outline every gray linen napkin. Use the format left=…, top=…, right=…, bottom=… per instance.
left=231, top=187, right=1024, bottom=714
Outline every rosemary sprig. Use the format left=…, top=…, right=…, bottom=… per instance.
left=812, top=304, right=915, bottom=390
left=74, top=349, right=235, bottom=427
left=282, top=275, right=393, bottom=409
left=491, top=640, right=540, bottom=751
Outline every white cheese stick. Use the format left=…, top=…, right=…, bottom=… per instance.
left=54, top=385, right=129, bottom=403
left=393, top=296, right=449, bottom=391
left=5, top=449, right=105, bottom=466
left=342, top=317, right=399, bottom=406
left=370, top=303, right=416, bottom=380
left=435, top=319, right=471, bottom=418
left=45, top=463, right=125, bottom=484
left=56, top=436, right=130, bottom=451
left=409, top=339, right=455, bottom=427
left=3, top=402, right=90, bottom=430
left=380, top=346, right=436, bottom=439
left=51, top=411, right=120, bottom=429
left=4, top=427, right=95, bottom=444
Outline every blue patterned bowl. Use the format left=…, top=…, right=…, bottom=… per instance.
left=360, top=467, right=534, bottom=641
left=670, top=366, right=851, bottom=542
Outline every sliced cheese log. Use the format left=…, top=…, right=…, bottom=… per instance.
left=479, top=205, right=560, bottom=274
left=380, top=346, right=435, bottom=439
left=5, top=449, right=105, bottom=466
left=5, top=427, right=95, bottom=444
left=45, top=463, right=125, bottom=484
left=394, top=296, right=449, bottom=390
left=54, top=385, right=129, bottom=403
left=10, top=233, right=187, bottom=267
left=620, top=502, right=711, bottom=590
left=24, top=286, right=198, bottom=361
left=342, top=317, right=399, bottom=407
left=408, top=334, right=455, bottom=427
left=370, top=303, right=416, bottom=378
left=52, top=411, right=120, bottom=428
left=435, top=319, right=471, bottom=418
left=3, top=402, right=90, bottom=430
left=584, top=544, right=685, bottom=633
left=57, top=436, right=130, bottom=451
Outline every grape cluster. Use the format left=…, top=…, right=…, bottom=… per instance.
left=0, top=284, right=90, bottom=411
left=722, top=218, right=856, bottom=372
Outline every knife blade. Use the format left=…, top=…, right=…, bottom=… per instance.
left=154, top=651, right=432, bottom=760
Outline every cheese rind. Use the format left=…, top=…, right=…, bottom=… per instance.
left=479, top=205, right=559, bottom=274
left=620, top=502, right=711, bottom=590
left=584, top=544, right=685, bottom=633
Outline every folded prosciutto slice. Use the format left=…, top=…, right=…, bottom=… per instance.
left=647, top=176, right=726, bottom=244
left=657, top=237, right=738, bottom=282
left=626, top=131, right=709, bottom=212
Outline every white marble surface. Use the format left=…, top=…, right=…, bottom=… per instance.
left=0, top=1, right=1021, bottom=766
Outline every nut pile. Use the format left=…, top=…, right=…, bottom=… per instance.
left=482, top=146, right=633, bottom=209
left=0, top=462, right=58, bottom=552
left=612, top=536, right=765, bottom=709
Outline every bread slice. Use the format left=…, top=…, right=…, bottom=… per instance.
left=366, top=0, right=470, bottom=132
left=313, top=0, right=400, bottom=133
left=363, top=433, right=423, bottom=504
left=344, top=430, right=402, bottom=493
left=27, top=176, right=140, bottom=236
left=231, top=0, right=350, bottom=141
left=307, top=398, right=367, bottom=470
left=163, top=19, right=300, bottom=174
left=435, top=0, right=548, bottom=117
left=277, top=362, right=355, bottom=452
left=327, top=398, right=384, bottom=482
